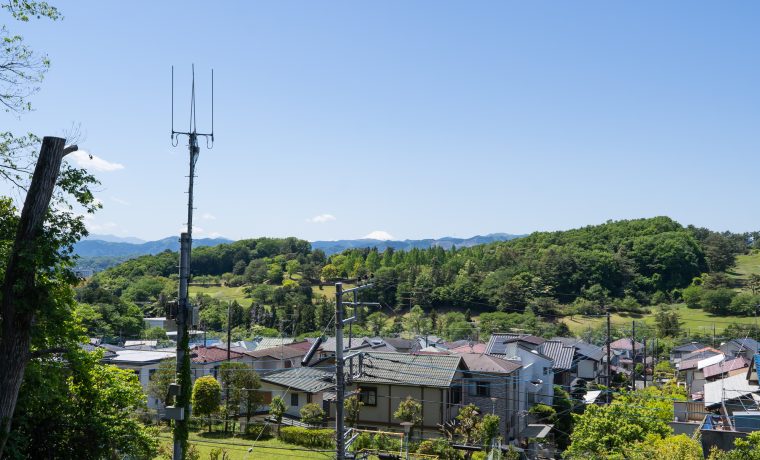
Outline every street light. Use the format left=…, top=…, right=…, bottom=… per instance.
left=400, top=421, right=414, bottom=460
left=490, top=397, right=497, bottom=414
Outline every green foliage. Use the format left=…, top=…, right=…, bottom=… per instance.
left=7, top=348, right=158, bottom=459
left=148, top=358, right=177, bottom=407
left=528, top=404, right=556, bottom=424
left=244, top=423, right=272, bottom=439
left=566, top=386, right=680, bottom=459
left=145, top=326, right=168, bottom=340
left=191, top=376, right=221, bottom=432
left=299, top=403, right=325, bottom=427
left=622, top=434, right=703, bottom=460
left=394, top=396, right=422, bottom=425
left=654, top=306, right=682, bottom=337
left=270, top=395, right=286, bottom=436
left=219, top=361, right=261, bottom=425
left=278, top=426, right=335, bottom=449
left=708, top=431, right=760, bottom=460
left=344, top=394, right=364, bottom=428
left=416, top=438, right=460, bottom=460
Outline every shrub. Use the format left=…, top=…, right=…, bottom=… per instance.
left=279, top=426, right=335, bottom=449
left=300, top=403, right=326, bottom=427
left=245, top=423, right=272, bottom=439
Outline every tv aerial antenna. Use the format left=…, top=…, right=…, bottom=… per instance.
left=169, top=64, right=214, bottom=460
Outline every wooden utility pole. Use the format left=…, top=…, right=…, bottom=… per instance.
left=631, top=321, right=636, bottom=390
left=0, top=137, right=76, bottom=456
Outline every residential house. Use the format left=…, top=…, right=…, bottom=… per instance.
left=721, top=339, right=760, bottom=361
left=677, top=348, right=723, bottom=395
left=190, top=346, right=245, bottom=381
left=537, top=340, right=575, bottom=386
left=486, top=334, right=554, bottom=407
left=143, top=317, right=177, bottom=333
left=337, top=351, right=465, bottom=438
left=703, top=373, right=760, bottom=414
left=259, top=367, right=335, bottom=420
left=457, top=352, right=522, bottom=441
left=551, top=337, right=605, bottom=382
left=107, top=349, right=176, bottom=409
left=670, top=342, right=708, bottom=364
left=605, top=338, right=644, bottom=372
left=243, top=342, right=310, bottom=373
left=318, top=336, right=398, bottom=359
left=703, top=356, right=750, bottom=383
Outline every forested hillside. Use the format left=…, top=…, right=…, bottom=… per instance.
left=76, top=217, right=755, bottom=342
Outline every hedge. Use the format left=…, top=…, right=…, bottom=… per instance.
left=279, top=426, right=335, bottom=449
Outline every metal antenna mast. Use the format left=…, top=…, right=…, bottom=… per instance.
left=170, top=64, right=214, bottom=460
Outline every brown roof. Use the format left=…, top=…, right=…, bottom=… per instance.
left=192, top=346, right=244, bottom=364
left=458, top=352, right=521, bottom=374
left=449, top=343, right=487, bottom=354
left=609, top=338, right=644, bottom=351
left=703, top=356, right=749, bottom=379
left=244, top=344, right=306, bottom=360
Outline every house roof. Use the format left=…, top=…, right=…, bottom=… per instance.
left=539, top=341, right=575, bottom=370
left=609, top=338, right=643, bottom=351
left=728, top=338, right=760, bottom=351
left=703, top=356, right=749, bottom=379
left=486, top=335, right=552, bottom=362
left=678, top=348, right=723, bottom=370
left=109, top=349, right=175, bottom=365
left=245, top=344, right=307, bottom=360
left=703, top=373, right=760, bottom=408
left=320, top=337, right=397, bottom=353
left=124, top=340, right=158, bottom=348
left=261, top=367, right=334, bottom=393
left=449, top=343, right=488, bottom=354
left=250, top=337, right=295, bottom=351
left=519, top=424, right=553, bottom=439
left=191, top=346, right=244, bottom=364
left=489, top=333, right=545, bottom=347
left=551, top=337, right=604, bottom=361
left=382, top=338, right=419, bottom=352
left=354, top=352, right=462, bottom=388
left=697, top=354, right=726, bottom=370
left=672, top=342, right=708, bottom=353
left=457, top=352, right=521, bottom=374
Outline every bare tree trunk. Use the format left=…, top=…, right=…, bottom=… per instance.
left=0, top=137, right=70, bottom=457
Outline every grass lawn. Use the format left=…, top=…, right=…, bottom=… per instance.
left=155, top=429, right=333, bottom=460
left=189, top=285, right=253, bottom=307
left=311, top=283, right=355, bottom=301
left=561, top=303, right=752, bottom=335
left=729, top=250, right=760, bottom=287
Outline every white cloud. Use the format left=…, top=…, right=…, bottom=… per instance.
left=84, top=215, right=118, bottom=233
left=306, top=213, right=336, bottom=224
left=111, top=196, right=130, bottom=206
left=70, top=150, right=125, bottom=172
left=201, top=213, right=216, bottom=221
left=364, top=230, right=395, bottom=240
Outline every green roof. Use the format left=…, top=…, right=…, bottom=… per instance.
left=353, top=352, right=462, bottom=388
left=261, top=367, right=334, bottom=393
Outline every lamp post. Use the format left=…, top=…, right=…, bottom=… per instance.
left=400, top=421, right=414, bottom=460
left=490, top=396, right=497, bottom=414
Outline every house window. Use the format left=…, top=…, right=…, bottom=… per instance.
left=359, top=387, right=377, bottom=406
left=285, top=360, right=292, bottom=368
left=469, top=381, right=490, bottom=397
left=307, top=393, right=312, bottom=404
left=291, top=393, right=299, bottom=406
left=451, top=385, right=462, bottom=405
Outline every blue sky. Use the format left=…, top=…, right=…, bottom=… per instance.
left=5, top=1, right=760, bottom=241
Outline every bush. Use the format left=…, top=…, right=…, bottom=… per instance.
left=300, top=403, right=326, bottom=427
left=245, top=423, right=272, bottom=439
left=528, top=404, right=556, bottom=423
left=416, top=438, right=460, bottom=460
left=279, top=426, right=335, bottom=448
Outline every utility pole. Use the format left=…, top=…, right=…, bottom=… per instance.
left=334, top=280, right=380, bottom=460
left=225, top=302, right=231, bottom=432
left=335, top=283, right=345, bottom=460
left=171, top=65, right=214, bottom=460
left=606, top=310, right=611, bottom=404
left=631, top=321, right=636, bottom=391
left=642, top=337, right=647, bottom=388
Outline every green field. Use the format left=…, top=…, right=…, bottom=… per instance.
left=156, top=430, right=332, bottom=460
left=562, top=303, right=752, bottom=336
left=730, top=250, right=760, bottom=286
left=189, top=285, right=253, bottom=307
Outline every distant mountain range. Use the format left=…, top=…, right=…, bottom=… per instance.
left=74, top=233, right=524, bottom=270
left=310, top=233, right=523, bottom=255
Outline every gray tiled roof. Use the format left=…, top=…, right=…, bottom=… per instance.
left=261, top=367, right=334, bottom=393
left=551, top=337, right=605, bottom=361
left=355, top=352, right=462, bottom=388
left=458, top=353, right=521, bottom=374
left=539, top=341, right=575, bottom=370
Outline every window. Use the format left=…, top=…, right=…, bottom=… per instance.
left=291, top=393, right=299, bottom=406
left=451, top=385, right=462, bottom=405
left=359, top=387, right=377, bottom=406
left=307, top=393, right=313, bottom=404
left=285, top=360, right=292, bottom=369
left=469, top=381, right=490, bottom=397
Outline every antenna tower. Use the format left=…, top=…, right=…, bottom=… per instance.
left=170, top=64, right=214, bottom=460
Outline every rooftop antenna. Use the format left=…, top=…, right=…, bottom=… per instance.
left=169, top=64, right=214, bottom=460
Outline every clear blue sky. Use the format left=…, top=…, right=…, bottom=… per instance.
left=6, top=1, right=760, bottom=241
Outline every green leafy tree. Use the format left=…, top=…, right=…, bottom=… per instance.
left=220, top=362, right=262, bottom=430
left=192, top=375, right=222, bottom=432
left=394, top=396, right=422, bottom=438
left=366, top=311, right=388, bottom=336
left=344, top=393, right=363, bottom=428
left=479, top=414, right=500, bottom=452
left=708, top=431, right=760, bottom=459
left=403, top=305, right=430, bottom=336
left=625, top=434, right=703, bottom=460
left=270, top=395, right=286, bottom=436
left=148, top=358, right=177, bottom=409
left=145, top=326, right=168, bottom=340
left=7, top=347, right=158, bottom=459
left=300, top=403, right=325, bottom=427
